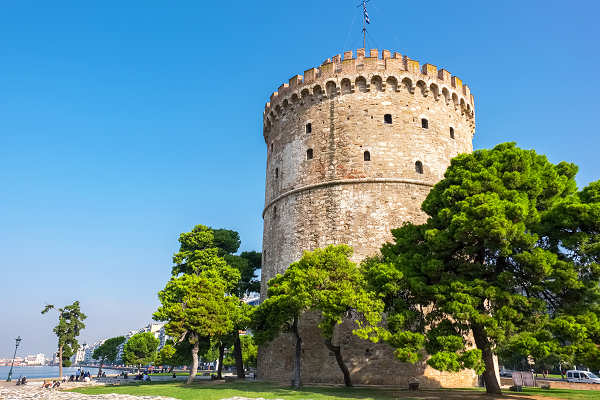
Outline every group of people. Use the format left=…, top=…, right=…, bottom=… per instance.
left=68, top=369, right=92, bottom=382
left=15, top=376, right=27, bottom=385
left=41, top=379, right=61, bottom=389
left=134, top=372, right=151, bottom=382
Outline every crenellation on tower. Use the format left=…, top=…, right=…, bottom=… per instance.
left=263, top=49, right=475, bottom=140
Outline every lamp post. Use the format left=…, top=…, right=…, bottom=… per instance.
left=6, top=336, right=22, bottom=382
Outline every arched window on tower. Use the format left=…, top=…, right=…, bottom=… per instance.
left=306, top=123, right=312, bottom=134
left=415, top=161, right=423, bottom=174
left=384, top=114, right=392, bottom=124
left=364, top=151, right=371, bottom=161
left=421, top=118, right=429, bottom=129
left=306, top=148, right=313, bottom=160
left=450, top=127, right=455, bottom=139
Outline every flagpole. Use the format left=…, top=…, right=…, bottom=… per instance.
left=362, top=0, right=366, bottom=49
left=360, top=0, right=369, bottom=50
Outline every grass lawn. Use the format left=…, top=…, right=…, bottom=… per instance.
left=509, top=387, right=600, bottom=400
left=150, top=372, right=191, bottom=376
left=69, top=381, right=600, bottom=400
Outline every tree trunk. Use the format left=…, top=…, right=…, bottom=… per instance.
left=291, top=315, right=302, bottom=388
left=59, top=345, right=63, bottom=379
left=187, top=339, right=200, bottom=384
left=233, top=331, right=245, bottom=379
left=324, top=338, right=352, bottom=387
left=217, top=342, right=225, bottom=379
left=472, top=323, right=502, bottom=394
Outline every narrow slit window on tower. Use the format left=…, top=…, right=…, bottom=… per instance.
left=306, top=123, right=312, bottom=133
left=273, top=206, right=277, bottom=218
left=364, top=151, right=371, bottom=161
left=306, top=148, right=313, bottom=160
left=415, top=161, right=423, bottom=174
left=275, top=168, right=279, bottom=179
left=421, top=118, right=429, bottom=129
left=450, top=127, right=455, bottom=139
left=384, top=114, right=392, bottom=124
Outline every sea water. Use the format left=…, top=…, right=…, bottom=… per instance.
left=0, top=365, right=121, bottom=380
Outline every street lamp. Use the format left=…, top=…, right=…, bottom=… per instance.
left=6, top=336, right=22, bottom=382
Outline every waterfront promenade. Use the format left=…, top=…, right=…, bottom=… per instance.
left=0, top=380, right=177, bottom=400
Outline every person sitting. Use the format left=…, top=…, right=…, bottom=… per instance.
left=172, top=373, right=177, bottom=379
left=142, top=373, right=151, bottom=383
left=42, top=380, right=52, bottom=389
left=69, top=375, right=75, bottom=382
left=102, top=372, right=106, bottom=378
left=21, top=377, right=27, bottom=385
left=52, top=380, right=61, bottom=388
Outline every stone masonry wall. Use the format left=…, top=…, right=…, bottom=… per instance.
left=259, top=48, right=476, bottom=387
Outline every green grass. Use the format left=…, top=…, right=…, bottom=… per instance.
left=71, top=381, right=413, bottom=400
left=149, top=372, right=191, bottom=376
left=511, top=387, right=600, bottom=400
left=70, top=381, right=600, bottom=400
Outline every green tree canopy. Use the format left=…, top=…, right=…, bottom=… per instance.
left=41, top=301, right=87, bottom=378
left=92, top=336, right=125, bottom=376
left=209, top=229, right=261, bottom=379
left=154, top=268, right=238, bottom=382
left=363, top=143, right=600, bottom=394
left=253, top=245, right=383, bottom=387
left=224, top=334, right=258, bottom=369
left=122, top=332, right=159, bottom=370
left=156, top=339, right=200, bottom=372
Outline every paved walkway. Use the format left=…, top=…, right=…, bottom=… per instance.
left=0, top=382, right=177, bottom=400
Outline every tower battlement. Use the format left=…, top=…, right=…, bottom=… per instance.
left=263, top=49, right=474, bottom=134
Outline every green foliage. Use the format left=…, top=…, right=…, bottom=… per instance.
left=155, top=340, right=198, bottom=369
left=93, top=336, right=126, bottom=364
left=122, top=332, right=159, bottom=367
left=254, top=245, right=383, bottom=344
left=156, top=344, right=176, bottom=367
left=170, top=225, right=241, bottom=292
left=41, top=301, right=87, bottom=369
left=224, top=334, right=258, bottom=368
left=154, top=272, right=238, bottom=339
left=364, top=143, right=600, bottom=389
left=212, top=229, right=241, bottom=256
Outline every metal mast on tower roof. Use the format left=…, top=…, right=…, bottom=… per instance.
left=358, top=0, right=371, bottom=49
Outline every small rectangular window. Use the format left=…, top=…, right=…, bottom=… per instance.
left=306, top=123, right=312, bottom=133
left=384, top=114, right=392, bottom=124
left=307, top=148, right=313, bottom=160
left=421, top=118, right=429, bottom=129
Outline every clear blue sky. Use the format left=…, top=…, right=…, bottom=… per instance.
left=1, top=0, right=599, bottom=358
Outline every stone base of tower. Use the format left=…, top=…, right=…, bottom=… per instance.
left=257, top=314, right=478, bottom=388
